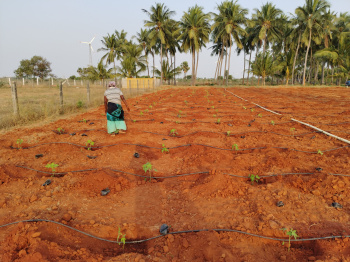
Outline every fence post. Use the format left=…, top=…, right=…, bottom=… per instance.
left=37, top=77, right=39, bottom=85
left=22, top=78, right=24, bottom=86
left=59, top=81, right=63, bottom=111
left=87, top=81, right=90, bottom=105
left=11, top=82, right=19, bottom=117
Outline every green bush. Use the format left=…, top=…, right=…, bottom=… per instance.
left=77, top=100, right=84, bottom=108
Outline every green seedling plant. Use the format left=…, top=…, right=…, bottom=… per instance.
left=57, top=127, right=64, bottom=134
left=140, top=111, right=143, bottom=116
left=86, top=139, right=95, bottom=150
left=170, top=129, right=178, bottom=136
left=133, top=120, right=136, bottom=123
left=317, top=149, right=323, bottom=156
left=81, top=118, right=87, bottom=123
left=227, top=131, right=231, bottom=137
left=213, top=114, right=217, bottom=117
left=217, top=118, right=221, bottom=124
left=232, top=144, right=239, bottom=153
left=243, top=106, right=247, bottom=110
left=251, top=108, right=255, bottom=112
left=290, top=128, right=295, bottom=136
left=45, top=163, right=59, bottom=177
left=249, top=174, right=260, bottom=185
left=257, top=113, right=262, bottom=118
left=149, top=105, right=152, bottom=109
left=117, top=226, right=126, bottom=249
left=281, top=228, right=299, bottom=252
left=142, top=162, right=157, bottom=182
left=16, top=139, right=23, bottom=149
left=161, top=144, right=169, bottom=154
left=176, top=121, right=180, bottom=124
left=271, top=120, right=275, bottom=126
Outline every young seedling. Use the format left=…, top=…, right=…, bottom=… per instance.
left=281, top=228, right=299, bottom=252
left=251, top=108, right=255, bottom=112
left=176, top=121, right=180, bottom=124
left=142, top=162, right=157, bottom=182
left=257, top=113, right=262, bottom=118
left=16, top=139, right=23, bottom=149
left=317, top=149, right=323, bottom=155
left=227, top=131, right=231, bottom=137
left=248, top=174, right=260, bottom=185
left=133, top=120, right=136, bottom=123
left=149, top=105, right=152, bottom=109
left=140, top=111, right=143, bottom=116
left=86, top=139, right=95, bottom=150
left=161, top=144, right=169, bottom=154
left=81, top=118, right=87, bottom=123
left=170, top=129, right=178, bottom=136
left=45, top=163, right=59, bottom=177
left=213, top=114, right=217, bottom=117
left=243, top=106, right=247, bottom=110
left=217, top=118, right=221, bottom=124
left=232, top=144, right=239, bottom=152
left=270, top=120, right=275, bottom=126
left=57, top=127, right=64, bottom=134
left=290, top=128, right=295, bottom=136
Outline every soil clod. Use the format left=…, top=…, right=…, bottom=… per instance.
left=315, top=167, right=322, bottom=172
left=134, top=153, right=140, bottom=158
left=89, top=122, right=94, bottom=125
left=87, top=155, right=97, bottom=159
left=81, top=133, right=88, bottom=136
left=70, top=133, right=76, bottom=136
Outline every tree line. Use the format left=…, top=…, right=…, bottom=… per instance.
left=14, top=0, right=350, bottom=86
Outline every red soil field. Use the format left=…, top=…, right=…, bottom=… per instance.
left=0, top=86, right=349, bottom=262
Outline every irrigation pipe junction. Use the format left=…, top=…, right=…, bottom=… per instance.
left=224, top=89, right=350, bottom=145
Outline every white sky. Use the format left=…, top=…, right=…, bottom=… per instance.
left=0, top=0, right=348, bottom=79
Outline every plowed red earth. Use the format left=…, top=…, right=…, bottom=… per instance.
left=1, top=86, right=350, bottom=262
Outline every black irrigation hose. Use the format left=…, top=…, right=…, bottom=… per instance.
left=11, top=142, right=350, bottom=154
left=143, top=130, right=321, bottom=138
left=0, top=219, right=348, bottom=244
left=15, top=166, right=350, bottom=178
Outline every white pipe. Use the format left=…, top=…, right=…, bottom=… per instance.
left=224, top=89, right=350, bottom=145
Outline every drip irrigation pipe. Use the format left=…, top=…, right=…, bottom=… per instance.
left=224, top=89, right=350, bottom=145
left=0, top=219, right=348, bottom=244
left=11, top=142, right=350, bottom=154
left=15, top=166, right=350, bottom=178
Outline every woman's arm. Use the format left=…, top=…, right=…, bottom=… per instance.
left=121, top=95, right=130, bottom=111
left=104, top=96, right=108, bottom=114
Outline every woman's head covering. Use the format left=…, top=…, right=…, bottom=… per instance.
left=108, top=81, right=116, bottom=88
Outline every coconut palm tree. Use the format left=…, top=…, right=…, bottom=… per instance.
left=98, top=33, right=118, bottom=73
left=250, top=2, right=283, bottom=54
left=87, top=60, right=115, bottom=86
left=178, top=5, right=211, bottom=86
left=212, top=1, right=248, bottom=86
left=180, top=61, right=190, bottom=79
left=142, top=3, right=175, bottom=85
left=295, top=0, right=330, bottom=85
left=251, top=51, right=282, bottom=85
left=154, top=60, right=182, bottom=84
left=135, top=28, right=153, bottom=77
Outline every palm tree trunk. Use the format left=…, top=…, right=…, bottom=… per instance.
left=331, top=66, right=334, bottom=85
left=174, top=55, right=176, bottom=86
left=214, top=57, right=220, bottom=80
left=321, top=61, right=325, bottom=85
left=292, top=33, right=301, bottom=85
left=195, top=51, right=199, bottom=83
left=227, top=37, right=232, bottom=86
left=218, top=45, right=224, bottom=84
left=242, top=51, right=246, bottom=85
left=152, top=53, right=155, bottom=78
left=302, top=29, right=312, bottom=86
left=192, top=47, right=195, bottom=86
left=223, top=41, right=228, bottom=85
left=160, top=43, right=163, bottom=85
left=247, top=51, right=252, bottom=85
left=314, top=61, right=319, bottom=83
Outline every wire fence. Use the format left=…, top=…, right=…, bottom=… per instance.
left=0, top=78, right=168, bottom=130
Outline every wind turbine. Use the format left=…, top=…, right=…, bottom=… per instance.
left=80, top=36, right=95, bottom=66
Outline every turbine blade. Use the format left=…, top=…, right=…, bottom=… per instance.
left=90, top=45, right=94, bottom=52
left=90, top=36, right=95, bottom=43
left=81, top=41, right=89, bottom=44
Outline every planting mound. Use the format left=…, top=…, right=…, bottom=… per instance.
left=0, top=86, right=350, bottom=262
